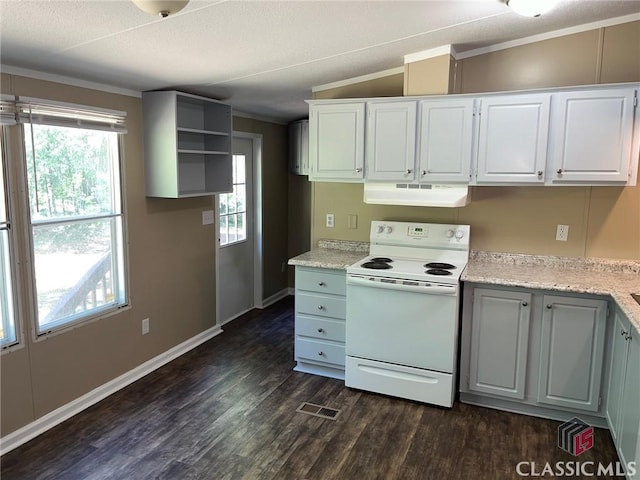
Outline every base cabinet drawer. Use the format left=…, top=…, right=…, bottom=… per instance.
left=296, top=292, right=346, bottom=319
left=296, top=268, right=346, bottom=296
left=295, top=315, right=345, bottom=343
left=295, top=338, right=345, bottom=367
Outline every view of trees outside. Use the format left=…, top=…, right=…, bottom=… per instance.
left=219, top=154, right=246, bottom=246
left=24, top=124, right=120, bottom=327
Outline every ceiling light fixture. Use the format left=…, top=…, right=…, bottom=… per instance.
left=507, top=0, right=561, bottom=17
left=132, top=0, right=189, bottom=18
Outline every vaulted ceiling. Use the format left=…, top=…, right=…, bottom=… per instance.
left=1, top=1, right=638, bottom=122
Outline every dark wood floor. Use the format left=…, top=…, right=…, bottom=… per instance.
left=2, top=296, right=620, bottom=480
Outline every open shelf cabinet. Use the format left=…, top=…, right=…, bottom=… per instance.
left=142, top=90, right=232, bottom=198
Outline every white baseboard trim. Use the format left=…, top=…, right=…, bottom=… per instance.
left=0, top=324, right=224, bottom=455
left=219, top=307, right=254, bottom=326
left=260, top=288, right=292, bottom=309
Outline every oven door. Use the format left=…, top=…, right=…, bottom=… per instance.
left=346, top=274, right=459, bottom=373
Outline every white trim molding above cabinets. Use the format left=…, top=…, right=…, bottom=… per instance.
left=306, top=82, right=639, bottom=187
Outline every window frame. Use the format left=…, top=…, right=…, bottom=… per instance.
left=20, top=122, right=130, bottom=339
left=0, top=126, right=23, bottom=352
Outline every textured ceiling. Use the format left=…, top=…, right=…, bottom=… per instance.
left=1, top=0, right=639, bottom=122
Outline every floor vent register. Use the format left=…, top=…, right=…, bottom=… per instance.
left=296, top=402, right=341, bottom=421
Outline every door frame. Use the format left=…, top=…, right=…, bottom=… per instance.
left=215, top=132, right=263, bottom=326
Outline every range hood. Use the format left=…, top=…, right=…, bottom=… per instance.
left=363, top=183, right=470, bottom=208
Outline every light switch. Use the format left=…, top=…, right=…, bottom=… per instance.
left=348, top=214, right=358, bottom=230
left=202, top=210, right=214, bottom=225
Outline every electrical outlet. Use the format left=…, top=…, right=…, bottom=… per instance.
left=326, top=213, right=335, bottom=228
left=556, top=224, right=569, bottom=242
left=142, top=318, right=150, bottom=335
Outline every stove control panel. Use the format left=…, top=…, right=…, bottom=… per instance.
left=408, top=226, right=428, bottom=237
left=370, top=221, right=470, bottom=250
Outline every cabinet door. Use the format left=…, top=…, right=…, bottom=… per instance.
left=549, top=89, right=635, bottom=183
left=365, top=101, right=416, bottom=181
left=469, top=288, right=532, bottom=399
left=289, top=121, right=303, bottom=174
left=476, top=94, right=550, bottom=184
left=309, top=103, right=365, bottom=181
left=619, top=324, right=640, bottom=474
left=606, top=309, right=630, bottom=442
left=288, top=120, right=310, bottom=175
left=417, top=99, right=474, bottom=183
left=537, top=295, right=607, bottom=412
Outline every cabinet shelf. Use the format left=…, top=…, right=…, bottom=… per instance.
left=142, top=90, right=232, bottom=198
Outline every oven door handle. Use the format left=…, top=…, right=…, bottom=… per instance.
left=347, top=275, right=457, bottom=295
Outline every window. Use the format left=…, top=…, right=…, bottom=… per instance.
left=22, top=112, right=127, bottom=334
left=0, top=131, right=17, bottom=347
left=219, top=154, right=246, bottom=246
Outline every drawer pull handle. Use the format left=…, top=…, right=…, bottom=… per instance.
left=317, top=328, right=324, bottom=333
left=522, top=302, right=528, bottom=307
left=318, top=351, right=324, bottom=356
left=318, top=281, right=326, bottom=286
left=318, top=305, right=325, bottom=310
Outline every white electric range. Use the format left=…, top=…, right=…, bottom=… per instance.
left=345, top=220, right=470, bottom=407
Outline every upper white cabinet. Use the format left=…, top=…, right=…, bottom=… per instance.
left=549, top=88, right=636, bottom=184
left=309, top=102, right=365, bottom=182
left=417, top=99, right=475, bottom=183
left=289, top=119, right=309, bottom=175
left=307, top=84, right=639, bottom=186
left=475, top=94, right=550, bottom=184
left=142, top=90, right=232, bottom=198
left=365, top=101, right=416, bottom=181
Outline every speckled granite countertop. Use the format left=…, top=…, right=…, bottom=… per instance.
left=288, top=242, right=640, bottom=332
left=287, top=239, right=368, bottom=270
left=463, top=252, right=640, bottom=334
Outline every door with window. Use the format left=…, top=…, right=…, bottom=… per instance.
left=217, top=136, right=254, bottom=324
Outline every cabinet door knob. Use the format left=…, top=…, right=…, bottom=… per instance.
left=406, top=169, right=412, bottom=175
left=557, top=169, right=563, bottom=175
left=355, top=168, right=362, bottom=173
left=522, top=302, right=528, bottom=307
left=421, top=170, right=427, bottom=176
left=317, top=305, right=325, bottom=310
left=621, top=329, right=628, bottom=336
left=625, top=334, right=632, bottom=341
left=318, top=281, right=326, bottom=286
left=537, top=171, right=543, bottom=176
left=546, top=304, right=552, bottom=309
left=317, top=328, right=324, bottom=333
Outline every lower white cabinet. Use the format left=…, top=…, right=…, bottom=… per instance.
left=468, top=288, right=532, bottom=400
left=293, top=266, right=346, bottom=379
left=606, top=308, right=640, bottom=479
left=461, top=285, right=609, bottom=422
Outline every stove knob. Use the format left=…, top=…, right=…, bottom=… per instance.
left=376, top=225, right=384, bottom=234
left=445, top=229, right=455, bottom=238
left=455, top=230, right=465, bottom=240
left=385, top=226, right=393, bottom=234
